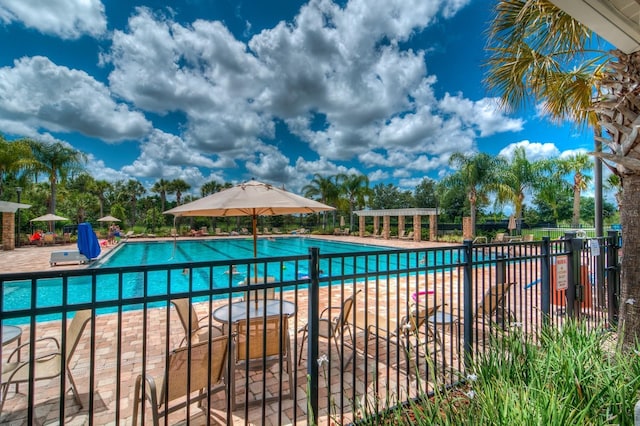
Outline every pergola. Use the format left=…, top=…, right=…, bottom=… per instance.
left=353, top=208, right=439, bottom=241
left=0, top=200, right=31, bottom=250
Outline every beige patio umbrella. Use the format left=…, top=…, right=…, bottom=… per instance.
left=164, top=180, right=335, bottom=278
left=97, top=215, right=121, bottom=222
left=30, top=213, right=69, bottom=232
left=508, top=215, right=517, bottom=235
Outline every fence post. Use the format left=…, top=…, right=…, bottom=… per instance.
left=463, top=239, right=473, bottom=370
left=541, top=237, right=551, bottom=325
left=496, top=254, right=506, bottom=285
left=607, top=230, right=620, bottom=327
left=307, top=247, right=320, bottom=425
left=564, top=231, right=578, bottom=318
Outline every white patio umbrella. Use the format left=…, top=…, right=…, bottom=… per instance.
left=30, top=213, right=69, bottom=233
left=97, top=215, right=121, bottom=222
left=164, top=180, right=335, bottom=277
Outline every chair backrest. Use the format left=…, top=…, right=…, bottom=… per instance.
left=477, top=282, right=516, bottom=318
left=523, top=234, right=534, bottom=242
left=494, top=232, right=506, bottom=242
left=398, top=230, right=405, bottom=238
left=333, top=292, right=357, bottom=333
left=162, top=335, right=229, bottom=403
left=406, top=231, right=414, bottom=238
left=65, top=310, right=92, bottom=360
left=171, top=298, right=199, bottom=341
left=235, top=315, right=289, bottom=363
left=44, top=233, right=55, bottom=244
left=400, top=304, right=440, bottom=336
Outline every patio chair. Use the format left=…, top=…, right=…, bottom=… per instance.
left=215, top=227, right=229, bottom=236
left=491, top=232, right=507, bottom=243
left=298, top=290, right=359, bottom=366
left=171, top=298, right=224, bottom=345
left=43, top=233, right=56, bottom=245
left=200, top=227, right=210, bottom=236
left=400, top=231, right=414, bottom=240
left=468, top=282, right=517, bottom=332
left=132, top=334, right=232, bottom=426
left=232, top=314, right=294, bottom=408
left=272, top=227, right=283, bottom=234
left=0, top=309, right=92, bottom=412
left=371, top=228, right=381, bottom=238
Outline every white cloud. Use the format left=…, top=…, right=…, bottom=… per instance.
left=0, top=56, right=151, bottom=141
left=0, top=0, right=107, bottom=39
left=439, top=93, right=524, bottom=137
left=498, top=140, right=560, bottom=161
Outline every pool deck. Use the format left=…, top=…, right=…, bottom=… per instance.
left=0, top=233, right=452, bottom=274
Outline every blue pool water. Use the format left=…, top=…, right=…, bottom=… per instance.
left=2, top=238, right=458, bottom=322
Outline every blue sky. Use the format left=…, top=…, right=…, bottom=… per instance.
left=0, top=0, right=600, bottom=197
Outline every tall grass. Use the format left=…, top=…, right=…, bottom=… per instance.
left=366, top=322, right=640, bottom=425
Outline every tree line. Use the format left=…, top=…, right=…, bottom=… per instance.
left=0, top=135, right=618, bottom=237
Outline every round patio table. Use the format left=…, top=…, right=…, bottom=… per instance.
left=2, top=325, right=22, bottom=346
left=212, top=299, right=296, bottom=324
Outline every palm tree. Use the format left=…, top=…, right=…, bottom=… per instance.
left=484, top=0, right=640, bottom=348
left=493, top=147, right=542, bottom=231
left=535, top=159, right=572, bottom=226
left=90, top=179, right=113, bottom=219
left=558, top=154, right=593, bottom=227
left=114, top=179, right=146, bottom=227
left=28, top=141, right=86, bottom=214
left=446, top=152, right=498, bottom=237
left=0, top=136, right=35, bottom=197
left=336, top=173, right=371, bottom=231
left=201, top=180, right=225, bottom=197
left=169, top=179, right=190, bottom=205
left=303, top=174, right=339, bottom=230
left=606, top=174, right=622, bottom=208
left=151, top=178, right=171, bottom=212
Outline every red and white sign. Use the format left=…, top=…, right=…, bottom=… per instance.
left=556, top=256, right=569, bottom=291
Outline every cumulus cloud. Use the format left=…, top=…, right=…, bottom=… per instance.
left=498, top=140, right=560, bottom=162
left=439, top=93, right=524, bottom=137
left=0, top=0, right=107, bottom=39
left=0, top=56, right=151, bottom=141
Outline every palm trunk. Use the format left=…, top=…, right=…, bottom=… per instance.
left=619, top=173, right=640, bottom=349
left=571, top=188, right=580, bottom=228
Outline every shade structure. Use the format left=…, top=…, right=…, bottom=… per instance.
left=30, top=213, right=69, bottom=233
left=77, top=222, right=101, bottom=260
left=97, top=215, right=121, bottom=222
left=30, top=213, right=69, bottom=222
left=164, top=180, right=335, bottom=265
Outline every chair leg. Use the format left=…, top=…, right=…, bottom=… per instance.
left=66, top=367, right=83, bottom=409
left=297, top=327, right=308, bottom=366
left=132, top=375, right=142, bottom=426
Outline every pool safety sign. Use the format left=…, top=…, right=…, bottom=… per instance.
left=556, top=256, right=569, bottom=291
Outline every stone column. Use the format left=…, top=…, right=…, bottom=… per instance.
left=359, top=215, right=366, bottom=237
left=2, top=212, right=16, bottom=250
left=373, top=216, right=380, bottom=234
left=398, top=216, right=405, bottom=236
left=383, top=215, right=391, bottom=239
left=413, top=214, right=421, bottom=242
left=462, top=216, right=472, bottom=240
left=429, top=214, right=437, bottom=241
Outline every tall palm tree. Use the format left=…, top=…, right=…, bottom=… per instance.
left=28, top=141, right=86, bottom=214
left=493, top=147, right=542, bottom=230
left=114, top=179, right=146, bottom=227
left=303, top=174, right=339, bottom=230
left=446, top=152, right=498, bottom=237
left=484, top=0, right=640, bottom=348
left=558, top=154, right=593, bottom=227
left=169, top=179, right=190, bottom=205
left=336, top=173, right=371, bottom=230
left=201, top=180, right=225, bottom=197
left=90, top=179, right=113, bottom=219
left=151, top=178, right=171, bottom=212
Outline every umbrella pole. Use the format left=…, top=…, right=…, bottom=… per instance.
left=252, top=215, right=258, bottom=284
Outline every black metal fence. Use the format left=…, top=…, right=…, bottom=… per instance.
left=0, top=232, right=620, bottom=425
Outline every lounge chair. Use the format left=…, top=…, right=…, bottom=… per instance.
left=132, top=335, right=231, bottom=426
left=232, top=314, right=294, bottom=408
left=171, top=298, right=224, bottom=345
left=122, top=230, right=134, bottom=241
left=215, top=227, right=229, bottom=236
left=272, top=227, right=283, bottom=234
left=263, top=227, right=271, bottom=235
left=333, top=228, right=342, bottom=235
left=491, top=232, right=507, bottom=243
left=43, top=233, right=56, bottom=246
left=400, top=231, right=414, bottom=240
left=371, top=228, right=382, bottom=238
left=396, top=230, right=406, bottom=239
left=298, top=291, right=358, bottom=366
left=200, top=227, right=210, bottom=236
left=1, top=310, right=92, bottom=412
left=169, top=228, right=179, bottom=237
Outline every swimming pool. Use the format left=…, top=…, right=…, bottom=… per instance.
left=1, top=237, right=459, bottom=321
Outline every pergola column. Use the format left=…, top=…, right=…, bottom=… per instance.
left=2, top=212, right=16, bottom=250
left=429, top=214, right=437, bottom=241
left=413, top=214, right=421, bottom=242
left=383, top=216, right=390, bottom=239
left=373, top=216, right=380, bottom=234
left=398, top=216, right=405, bottom=236
left=359, top=215, right=366, bottom=237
